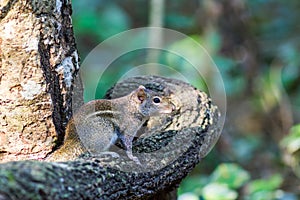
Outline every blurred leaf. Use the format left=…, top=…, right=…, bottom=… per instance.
left=213, top=56, right=244, bottom=96
left=255, top=67, right=285, bottom=112
left=166, top=35, right=205, bottom=68
left=210, top=163, right=250, bottom=189
left=247, top=190, right=298, bottom=200
left=73, top=3, right=130, bottom=41
left=280, top=44, right=300, bottom=93
left=164, top=35, right=212, bottom=91
left=213, top=56, right=236, bottom=73
left=203, top=28, right=222, bottom=54
left=178, top=192, right=199, bottom=200
left=165, top=14, right=195, bottom=29
left=73, top=11, right=101, bottom=35
left=97, top=4, right=130, bottom=39
left=274, top=191, right=299, bottom=200
left=246, top=190, right=275, bottom=200
left=202, top=183, right=238, bottom=200
left=246, top=174, right=283, bottom=194
left=280, top=124, right=300, bottom=154
left=72, top=0, right=103, bottom=13
left=178, top=175, right=209, bottom=196
left=280, top=124, right=300, bottom=178
left=231, top=135, right=262, bottom=163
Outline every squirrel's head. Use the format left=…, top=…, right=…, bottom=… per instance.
left=132, top=85, right=175, bottom=117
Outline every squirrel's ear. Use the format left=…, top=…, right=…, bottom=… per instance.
left=136, top=85, right=146, bottom=103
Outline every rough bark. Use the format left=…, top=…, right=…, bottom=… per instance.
left=0, top=76, right=221, bottom=199
left=0, top=0, right=79, bottom=161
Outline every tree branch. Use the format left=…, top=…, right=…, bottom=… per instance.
left=0, top=76, right=221, bottom=200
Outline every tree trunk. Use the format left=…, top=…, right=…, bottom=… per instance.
left=0, top=0, right=79, bottom=161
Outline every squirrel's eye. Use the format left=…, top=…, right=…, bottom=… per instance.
left=152, top=97, right=161, bottom=104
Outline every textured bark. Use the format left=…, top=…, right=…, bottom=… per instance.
left=0, top=0, right=79, bottom=161
left=0, top=76, right=221, bottom=200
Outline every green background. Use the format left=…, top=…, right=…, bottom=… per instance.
left=71, top=0, right=300, bottom=199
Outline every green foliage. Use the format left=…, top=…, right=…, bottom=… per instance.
left=179, top=163, right=248, bottom=199
left=163, top=35, right=210, bottom=92
left=165, top=14, right=195, bottom=29
left=73, top=2, right=130, bottom=40
left=280, top=124, right=300, bottom=177
left=71, top=0, right=300, bottom=199
left=210, top=163, right=250, bottom=189
left=213, top=56, right=244, bottom=96
left=246, top=174, right=283, bottom=195
left=231, top=135, right=262, bottom=163
left=178, top=163, right=296, bottom=200
left=202, top=183, right=238, bottom=200
left=72, top=1, right=130, bottom=58
left=281, top=124, right=300, bottom=154
left=178, top=175, right=208, bottom=196
left=244, top=174, right=292, bottom=200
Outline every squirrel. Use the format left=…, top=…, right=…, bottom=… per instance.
left=47, top=85, right=175, bottom=164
